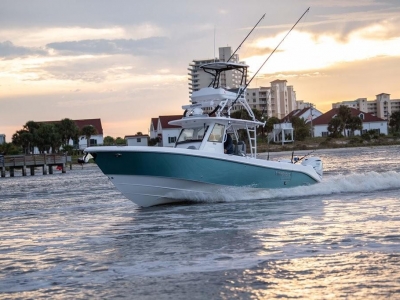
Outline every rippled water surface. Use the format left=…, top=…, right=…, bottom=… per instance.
left=1, top=146, right=400, bottom=299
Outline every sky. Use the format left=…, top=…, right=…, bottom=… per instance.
left=1, top=0, right=400, bottom=140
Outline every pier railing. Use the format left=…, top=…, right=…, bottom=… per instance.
left=0, top=154, right=72, bottom=177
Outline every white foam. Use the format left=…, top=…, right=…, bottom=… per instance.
left=171, top=171, right=400, bottom=203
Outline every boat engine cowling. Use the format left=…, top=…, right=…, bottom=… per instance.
left=301, top=157, right=323, bottom=178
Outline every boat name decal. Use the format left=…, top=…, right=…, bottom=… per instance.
left=275, top=170, right=292, bottom=180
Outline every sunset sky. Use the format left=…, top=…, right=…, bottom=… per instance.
left=1, top=0, right=400, bottom=140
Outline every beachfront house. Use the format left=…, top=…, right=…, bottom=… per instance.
left=32, top=118, right=104, bottom=153
left=312, top=108, right=388, bottom=137
left=149, top=118, right=158, bottom=139
left=72, top=119, right=104, bottom=150
left=125, top=134, right=149, bottom=146
left=272, top=107, right=323, bottom=144
left=282, top=107, right=323, bottom=124
left=156, top=115, right=182, bottom=147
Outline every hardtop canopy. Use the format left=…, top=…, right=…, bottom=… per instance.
left=199, top=62, right=248, bottom=88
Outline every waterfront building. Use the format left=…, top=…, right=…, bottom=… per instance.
left=155, top=115, right=182, bottom=147
left=332, top=93, right=400, bottom=120
left=296, top=100, right=314, bottom=110
left=72, top=119, right=104, bottom=149
left=312, top=108, right=388, bottom=137
left=282, top=106, right=323, bottom=124
left=188, top=47, right=246, bottom=113
left=0, top=134, right=5, bottom=144
left=246, top=86, right=272, bottom=116
left=125, top=134, right=149, bottom=146
left=246, top=81, right=300, bottom=119
left=38, top=118, right=104, bottom=152
left=188, top=47, right=242, bottom=96
left=149, top=118, right=158, bottom=139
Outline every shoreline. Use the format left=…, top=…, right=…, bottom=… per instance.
left=258, top=144, right=400, bottom=159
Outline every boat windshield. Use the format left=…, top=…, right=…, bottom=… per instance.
left=207, top=123, right=225, bottom=142
left=176, top=126, right=209, bottom=145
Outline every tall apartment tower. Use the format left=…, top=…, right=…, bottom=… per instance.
left=246, top=81, right=298, bottom=119
left=246, top=86, right=272, bottom=117
left=188, top=46, right=241, bottom=95
left=376, top=93, right=391, bottom=119
left=287, top=85, right=297, bottom=112
left=271, top=79, right=291, bottom=119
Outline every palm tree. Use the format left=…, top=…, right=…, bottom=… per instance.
left=115, top=137, right=126, bottom=145
left=35, top=123, right=60, bottom=153
left=103, top=136, right=115, bottom=146
left=389, top=111, right=400, bottom=133
left=328, top=117, right=344, bottom=138
left=337, top=106, right=352, bottom=136
left=12, top=129, right=33, bottom=154
left=22, top=120, right=40, bottom=153
left=345, top=116, right=363, bottom=136
left=290, top=116, right=310, bottom=141
left=81, top=125, right=97, bottom=148
left=59, top=118, right=79, bottom=146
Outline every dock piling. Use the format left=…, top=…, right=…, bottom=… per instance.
left=1, top=154, right=71, bottom=178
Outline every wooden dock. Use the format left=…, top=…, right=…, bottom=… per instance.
left=0, top=154, right=71, bottom=177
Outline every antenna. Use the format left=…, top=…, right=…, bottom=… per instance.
left=230, top=7, right=310, bottom=108
left=228, top=13, right=266, bottom=62
left=214, top=25, right=216, bottom=62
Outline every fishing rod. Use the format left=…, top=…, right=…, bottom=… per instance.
left=227, top=13, right=266, bottom=62
left=230, top=7, right=310, bottom=109
left=208, top=13, right=266, bottom=117
left=294, top=148, right=316, bottom=164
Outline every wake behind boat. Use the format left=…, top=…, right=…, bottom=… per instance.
left=85, top=62, right=323, bottom=207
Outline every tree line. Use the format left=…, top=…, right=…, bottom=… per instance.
left=231, top=105, right=400, bottom=141
left=2, top=108, right=400, bottom=155
left=0, top=119, right=97, bottom=155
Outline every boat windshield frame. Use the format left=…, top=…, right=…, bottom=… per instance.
left=175, top=126, right=209, bottom=145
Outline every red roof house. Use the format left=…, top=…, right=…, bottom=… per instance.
left=312, top=108, right=388, bottom=137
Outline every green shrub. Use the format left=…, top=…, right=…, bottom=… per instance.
left=62, top=145, right=74, bottom=155
left=349, top=137, right=363, bottom=144
left=361, top=133, right=371, bottom=141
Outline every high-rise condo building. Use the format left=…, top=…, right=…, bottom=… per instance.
left=188, top=47, right=242, bottom=95
left=246, top=80, right=298, bottom=119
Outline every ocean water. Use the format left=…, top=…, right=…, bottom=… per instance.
left=1, top=146, right=400, bottom=299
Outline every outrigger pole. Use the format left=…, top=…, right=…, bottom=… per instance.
left=230, top=7, right=310, bottom=109
left=227, top=13, right=266, bottom=63
left=207, top=13, right=266, bottom=117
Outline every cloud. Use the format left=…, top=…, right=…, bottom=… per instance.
left=242, top=46, right=283, bottom=57
left=46, top=37, right=169, bottom=56
left=0, top=24, right=166, bottom=48
left=308, top=0, right=381, bottom=7
left=0, top=41, right=48, bottom=59
left=243, top=21, right=400, bottom=75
